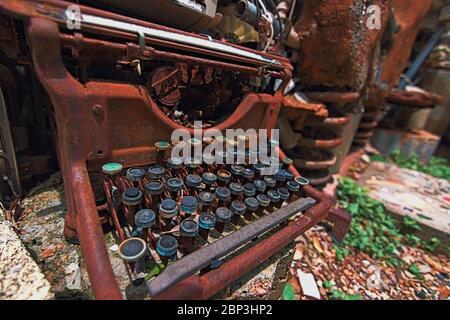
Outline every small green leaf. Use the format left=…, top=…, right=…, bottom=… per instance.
left=282, top=283, right=296, bottom=300
left=425, top=237, right=441, bottom=252
left=144, top=263, right=164, bottom=281
left=323, top=280, right=335, bottom=289
left=330, top=290, right=361, bottom=300
left=409, top=263, right=422, bottom=279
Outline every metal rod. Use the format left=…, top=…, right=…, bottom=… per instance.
left=399, top=27, right=445, bottom=89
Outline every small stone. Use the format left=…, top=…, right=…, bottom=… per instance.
left=254, top=287, right=267, bottom=296
left=293, top=249, right=303, bottom=261
left=64, top=262, right=81, bottom=291
left=361, top=154, right=370, bottom=163
left=362, top=260, right=371, bottom=267
left=109, top=244, right=119, bottom=252
left=40, top=245, right=57, bottom=260
left=418, top=264, right=432, bottom=274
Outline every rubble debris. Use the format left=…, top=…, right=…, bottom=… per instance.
left=289, top=226, right=450, bottom=300
left=0, top=206, right=53, bottom=300
left=297, top=270, right=321, bottom=300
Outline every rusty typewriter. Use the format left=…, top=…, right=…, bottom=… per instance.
left=0, top=0, right=349, bottom=299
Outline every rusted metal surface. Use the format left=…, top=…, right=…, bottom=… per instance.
left=386, top=88, right=446, bottom=108
left=381, top=0, right=433, bottom=88
left=286, top=94, right=354, bottom=187
left=303, top=92, right=361, bottom=104
left=25, top=17, right=122, bottom=299
left=293, top=0, right=392, bottom=91
left=284, top=0, right=392, bottom=185
left=282, top=95, right=328, bottom=118
left=354, top=0, right=432, bottom=148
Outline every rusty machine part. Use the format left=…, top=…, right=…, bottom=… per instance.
left=285, top=92, right=355, bottom=188
left=279, top=0, right=392, bottom=188
left=353, top=0, right=433, bottom=147
left=0, top=0, right=349, bottom=300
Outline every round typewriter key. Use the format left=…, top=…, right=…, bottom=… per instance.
left=230, top=165, right=244, bottom=181
left=155, top=141, right=170, bottom=165
left=252, top=163, right=264, bottom=177
left=286, top=180, right=300, bottom=200
left=253, top=179, right=267, bottom=194
left=242, top=168, right=255, bottom=182
left=267, top=190, right=281, bottom=211
left=243, top=183, right=256, bottom=197
left=167, top=157, right=183, bottom=170
left=275, top=169, right=287, bottom=187
left=294, top=176, right=310, bottom=196
left=156, top=235, right=178, bottom=266
left=256, top=194, right=270, bottom=216
left=144, top=181, right=164, bottom=196
left=284, top=170, right=294, bottom=181
left=144, top=181, right=164, bottom=211
left=180, top=196, right=198, bottom=219
left=134, top=209, right=156, bottom=247
left=118, top=237, right=147, bottom=263
left=166, top=177, right=184, bottom=200
left=230, top=200, right=246, bottom=225
left=217, top=169, right=231, bottom=186
left=214, top=207, right=232, bottom=234
left=277, top=187, right=290, bottom=204
left=148, top=165, right=165, bottom=180
left=185, top=157, right=201, bottom=173
left=243, top=197, right=259, bottom=220
left=264, top=176, right=276, bottom=190
left=198, top=213, right=216, bottom=240
left=185, top=174, right=202, bottom=194
left=122, top=187, right=143, bottom=206
left=102, top=162, right=123, bottom=176
left=159, top=199, right=179, bottom=231
left=179, top=219, right=199, bottom=253
left=159, top=199, right=179, bottom=219
left=202, top=172, right=217, bottom=191
left=229, top=182, right=243, bottom=201
left=215, top=187, right=231, bottom=207
left=135, top=209, right=156, bottom=229
left=126, top=167, right=146, bottom=183
left=155, top=141, right=170, bottom=151
left=198, top=191, right=215, bottom=212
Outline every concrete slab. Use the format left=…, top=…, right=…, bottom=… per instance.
left=359, top=161, right=450, bottom=254
left=0, top=207, right=54, bottom=300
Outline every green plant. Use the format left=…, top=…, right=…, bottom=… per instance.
left=329, top=289, right=362, bottom=300
left=405, top=234, right=422, bottom=247
left=371, top=150, right=450, bottom=181
left=424, top=237, right=441, bottom=252
left=409, top=263, right=422, bottom=279
left=337, top=178, right=403, bottom=263
left=323, top=280, right=335, bottom=289
left=403, top=216, right=421, bottom=231
left=282, top=283, right=295, bottom=300
left=334, top=245, right=350, bottom=261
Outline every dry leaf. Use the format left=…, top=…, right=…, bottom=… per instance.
left=312, top=238, right=324, bottom=254
left=424, top=255, right=450, bottom=274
